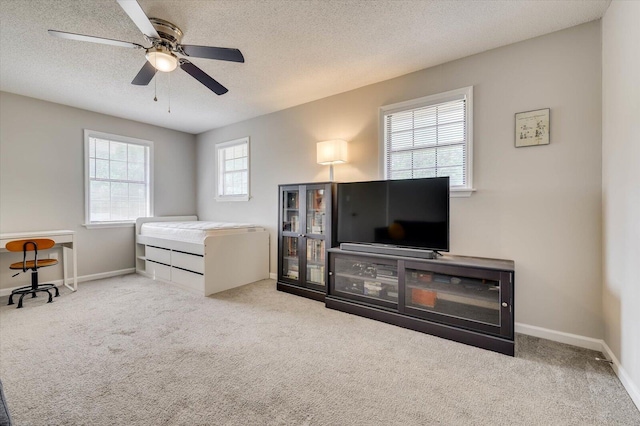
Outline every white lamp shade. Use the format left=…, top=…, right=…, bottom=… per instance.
left=146, top=48, right=178, bottom=72
left=317, top=139, right=348, bottom=165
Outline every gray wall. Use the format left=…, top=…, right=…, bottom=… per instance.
left=602, top=0, right=640, bottom=404
left=197, top=22, right=603, bottom=339
left=0, top=92, right=197, bottom=289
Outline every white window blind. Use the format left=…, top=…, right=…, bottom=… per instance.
left=216, top=137, right=250, bottom=201
left=84, top=130, right=153, bottom=225
left=381, top=87, right=473, bottom=195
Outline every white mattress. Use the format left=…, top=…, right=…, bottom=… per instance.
left=140, top=221, right=264, bottom=244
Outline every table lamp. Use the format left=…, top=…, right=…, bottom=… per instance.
left=317, top=139, right=348, bottom=181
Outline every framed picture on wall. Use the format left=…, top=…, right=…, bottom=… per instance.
left=515, top=108, right=550, bottom=147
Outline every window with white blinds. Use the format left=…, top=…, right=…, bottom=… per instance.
left=216, top=137, right=250, bottom=201
left=381, top=86, right=473, bottom=196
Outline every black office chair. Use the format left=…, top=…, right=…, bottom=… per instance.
left=6, top=239, right=60, bottom=309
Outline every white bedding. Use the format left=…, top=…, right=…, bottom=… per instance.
left=140, top=221, right=264, bottom=244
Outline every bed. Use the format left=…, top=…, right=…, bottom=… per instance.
left=135, top=216, right=269, bottom=296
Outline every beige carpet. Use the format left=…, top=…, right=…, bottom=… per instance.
left=0, top=274, right=638, bottom=425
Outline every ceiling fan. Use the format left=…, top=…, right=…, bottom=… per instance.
left=48, top=0, right=244, bottom=95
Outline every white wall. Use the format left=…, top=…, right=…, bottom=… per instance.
left=197, top=22, right=603, bottom=339
left=0, top=92, right=197, bottom=289
left=602, top=0, right=640, bottom=406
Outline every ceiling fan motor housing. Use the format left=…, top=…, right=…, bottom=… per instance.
left=148, top=18, right=183, bottom=48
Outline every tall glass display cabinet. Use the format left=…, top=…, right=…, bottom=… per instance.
left=277, top=182, right=336, bottom=301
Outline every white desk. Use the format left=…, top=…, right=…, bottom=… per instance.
left=0, top=230, right=78, bottom=292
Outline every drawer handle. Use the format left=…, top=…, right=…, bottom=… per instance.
left=502, top=302, right=508, bottom=308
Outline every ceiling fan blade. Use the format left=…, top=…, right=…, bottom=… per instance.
left=48, top=30, right=144, bottom=49
left=179, top=60, right=228, bottom=95
left=131, top=61, right=157, bottom=85
left=117, top=0, right=160, bottom=39
left=180, top=45, right=245, bottom=63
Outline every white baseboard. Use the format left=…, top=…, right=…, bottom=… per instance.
left=515, top=322, right=604, bottom=351
left=76, top=268, right=136, bottom=283
left=269, top=272, right=277, bottom=280
left=516, top=322, right=640, bottom=411
left=0, top=268, right=135, bottom=297
left=601, top=341, right=640, bottom=411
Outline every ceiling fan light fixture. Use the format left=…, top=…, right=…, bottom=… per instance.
left=146, top=47, right=177, bottom=72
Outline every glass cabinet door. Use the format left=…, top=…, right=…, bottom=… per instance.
left=282, top=189, right=300, bottom=233
left=306, top=238, right=325, bottom=286
left=282, top=236, right=300, bottom=280
left=404, top=268, right=501, bottom=327
left=306, top=188, right=326, bottom=235
left=332, top=256, right=398, bottom=309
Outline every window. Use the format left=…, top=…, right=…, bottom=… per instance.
left=380, top=86, right=474, bottom=196
left=216, top=137, right=250, bottom=201
left=84, top=130, right=153, bottom=227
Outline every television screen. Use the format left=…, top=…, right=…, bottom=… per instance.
left=337, top=177, right=449, bottom=251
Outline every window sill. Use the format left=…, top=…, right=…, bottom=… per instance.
left=215, top=195, right=250, bottom=202
left=450, top=188, right=476, bottom=198
left=83, top=222, right=135, bottom=229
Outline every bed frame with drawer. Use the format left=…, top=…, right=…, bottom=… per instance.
left=135, top=216, right=269, bottom=296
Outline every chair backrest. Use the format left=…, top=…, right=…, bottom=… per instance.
left=5, top=239, right=56, bottom=252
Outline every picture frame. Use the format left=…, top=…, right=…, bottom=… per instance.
left=515, top=108, right=550, bottom=147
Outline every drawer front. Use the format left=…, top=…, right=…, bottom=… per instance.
left=146, top=246, right=171, bottom=265
left=172, top=251, right=204, bottom=274
left=171, top=267, right=204, bottom=293
left=146, top=260, right=171, bottom=281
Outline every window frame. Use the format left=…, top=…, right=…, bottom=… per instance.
left=215, top=137, right=250, bottom=202
left=379, top=86, right=474, bottom=197
left=83, top=129, right=154, bottom=228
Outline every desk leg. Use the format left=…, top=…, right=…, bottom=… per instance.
left=72, top=241, right=78, bottom=291
left=62, top=243, right=78, bottom=292
left=63, top=245, right=68, bottom=288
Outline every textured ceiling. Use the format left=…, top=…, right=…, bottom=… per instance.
left=0, top=0, right=610, bottom=135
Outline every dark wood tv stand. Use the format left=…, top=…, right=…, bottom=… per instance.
left=327, top=248, right=515, bottom=356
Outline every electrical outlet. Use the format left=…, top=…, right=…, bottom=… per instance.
left=49, top=252, right=58, bottom=260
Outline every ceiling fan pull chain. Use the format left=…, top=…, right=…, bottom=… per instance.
left=153, top=55, right=158, bottom=102
left=168, top=72, right=171, bottom=113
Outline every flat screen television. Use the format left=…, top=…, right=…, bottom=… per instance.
left=337, top=177, right=449, bottom=252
